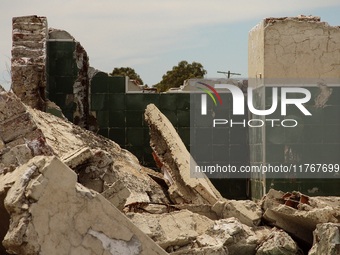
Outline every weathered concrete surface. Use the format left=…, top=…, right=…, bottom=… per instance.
left=101, top=180, right=131, bottom=211
left=249, top=15, right=340, bottom=80
left=1, top=156, right=167, bottom=254
left=11, top=15, right=48, bottom=110
left=173, top=204, right=219, bottom=220
left=127, top=210, right=273, bottom=254
left=212, top=198, right=262, bottom=227
left=260, top=189, right=340, bottom=246
left=256, top=227, right=301, bottom=255
left=171, top=245, right=228, bottom=255
left=144, top=103, right=222, bottom=205
left=308, top=223, right=340, bottom=255
left=61, top=147, right=93, bottom=169
left=127, top=210, right=214, bottom=250
left=201, top=218, right=271, bottom=255
left=0, top=92, right=54, bottom=174
left=0, top=91, right=170, bottom=207
left=72, top=38, right=98, bottom=132
left=34, top=107, right=170, bottom=205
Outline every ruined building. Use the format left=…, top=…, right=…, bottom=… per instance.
left=248, top=15, right=340, bottom=199
left=0, top=14, right=339, bottom=255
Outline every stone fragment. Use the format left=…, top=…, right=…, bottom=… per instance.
left=0, top=93, right=169, bottom=206
left=260, top=189, right=340, bottom=246
left=26, top=136, right=54, bottom=156
left=144, top=103, right=222, bottom=205
left=11, top=15, right=48, bottom=110
left=173, top=204, right=219, bottom=220
left=0, top=139, right=6, bottom=151
left=0, top=112, right=37, bottom=143
left=0, top=92, right=26, bottom=123
left=126, top=210, right=214, bottom=250
left=212, top=198, right=262, bottom=226
left=256, top=227, right=301, bottom=255
left=308, top=223, right=340, bottom=255
left=1, top=144, right=32, bottom=167
left=127, top=210, right=272, bottom=254
left=203, top=217, right=271, bottom=255
left=5, top=137, right=25, bottom=149
left=101, top=180, right=131, bottom=210
left=1, top=156, right=167, bottom=255
left=61, top=147, right=94, bottom=169
left=170, top=245, right=228, bottom=255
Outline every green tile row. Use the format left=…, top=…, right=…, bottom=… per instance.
left=91, top=93, right=191, bottom=111
left=95, top=110, right=191, bottom=128
left=48, top=58, right=79, bottom=77
left=47, top=41, right=76, bottom=58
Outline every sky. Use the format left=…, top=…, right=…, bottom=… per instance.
left=1, top=0, right=340, bottom=90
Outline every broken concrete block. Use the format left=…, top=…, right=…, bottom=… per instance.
left=1, top=156, right=167, bottom=255
left=308, top=223, right=340, bottom=255
left=0, top=140, right=5, bottom=151
left=5, top=137, right=25, bottom=149
left=144, top=103, right=222, bottom=205
left=78, top=165, right=106, bottom=193
left=11, top=15, right=47, bottom=111
left=127, top=210, right=215, bottom=250
left=170, top=245, right=228, bottom=255
left=101, top=180, right=131, bottom=210
left=61, top=147, right=94, bottom=169
left=173, top=204, right=219, bottom=220
left=127, top=209, right=272, bottom=255
left=1, top=144, right=32, bottom=167
left=256, top=227, right=301, bottom=255
left=0, top=92, right=26, bottom=123
left=0, top=112, right=37, bottom=143
left=212, top=198, right=262, bottom=226
left=203, top=217, right=271, bottom=255
left=260, top=189, right=340, bottom=246
left=0, top=94, right=170, bottom=206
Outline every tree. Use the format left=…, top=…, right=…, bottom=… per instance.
left=110, top=67, right=143, bottom=85
left=154, top=61, right=206, bottom=92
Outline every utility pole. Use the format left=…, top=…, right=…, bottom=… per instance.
left=217, top=71, right=241, bottom=78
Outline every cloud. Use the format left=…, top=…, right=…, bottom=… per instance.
left=0, top=0, right=339, bottom=88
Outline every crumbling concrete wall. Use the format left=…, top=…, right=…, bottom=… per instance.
left=72, top=39, right=98, bottom=131
left=248, top=15, right=340, bottom=200
left=47, top=28, right=98, bottom=132
left=1, top=156, right=167, bottom=255
left=248, top=15, right=340, bottom=81
left=11, top=15, right=48, bottom=110
left=260, top=189, right=340, bottom=250
left=0, top=92, right=54, bottom=172
left=308, top=223, right=340, bottom=255
left=0, top=90, right=170, bottom=210
left=145, top=103, right=222, bottom=205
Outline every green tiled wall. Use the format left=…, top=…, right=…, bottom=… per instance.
left=46, top=41, right=340, bottom=200
left=90, top=71, right=192, bottom=168
left=46, top=41, right=249, bottom=200
left=46, top=41, right=78, bottom=121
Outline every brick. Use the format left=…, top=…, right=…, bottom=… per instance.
left=0, top=92, right=27, bottom=123
left=0, top=113, right=37, bottom=142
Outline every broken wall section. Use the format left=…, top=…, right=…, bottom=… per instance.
left=2, top=156, right=167, bottom=255
left=248, top=16, right=340, bottom=200
left=46, top=28, right=98, bottom=131
left=11, top=15, right=48, bottom=111
left=248, top=15, right=340, bottom=81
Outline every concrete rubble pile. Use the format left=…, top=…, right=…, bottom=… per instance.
left=0, top=92, right=339, bottom=255
left=11, top=16, right=47, bottom=111
left=260, top=189, right=340, bottom=249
